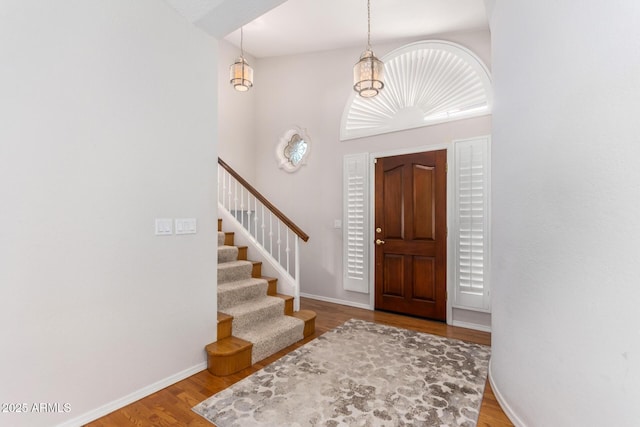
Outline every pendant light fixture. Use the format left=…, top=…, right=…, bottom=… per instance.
left=229, top=27, right=253, bottom=92
left=353, top=0, right=384, bottom=98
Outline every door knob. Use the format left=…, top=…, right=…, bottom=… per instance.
left=376, top=239, right=385, bottom=245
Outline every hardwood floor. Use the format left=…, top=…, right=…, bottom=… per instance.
left=87, top=298, right=513, bottom=426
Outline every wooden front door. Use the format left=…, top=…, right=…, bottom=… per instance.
left=374, top=150, right=447, bottom=321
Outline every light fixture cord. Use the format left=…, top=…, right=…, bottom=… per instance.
left=367, top=0, right=371, bottom=49
left=240, top=27, right=245, bottom=59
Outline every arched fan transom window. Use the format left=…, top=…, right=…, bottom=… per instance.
left=340, top=40, right=492, bottom=141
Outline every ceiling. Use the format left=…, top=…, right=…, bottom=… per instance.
left=167, top=0, right=489, bottom=58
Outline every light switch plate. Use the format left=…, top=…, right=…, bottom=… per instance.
left=175, top=218, right=197, bottom=235
left=155, top=218, right=173, bottom=236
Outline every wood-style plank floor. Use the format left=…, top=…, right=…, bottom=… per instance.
left=87, top=298, right=513, bottom=426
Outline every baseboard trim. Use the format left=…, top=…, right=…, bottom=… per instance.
left=56, top=362, right=207, bottom=427
left=488, top=359, right=526, bottom=427
left=300, top=293, right=372, bottom=310
left=451, top=320, right=492, bottom=333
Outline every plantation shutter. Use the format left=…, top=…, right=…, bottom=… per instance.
left=453, top=137, right=491, bottom=311
left=343, top=153, right=369, bottom=293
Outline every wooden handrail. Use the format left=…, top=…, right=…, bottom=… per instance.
left=218, top=158, right=310, bottom=242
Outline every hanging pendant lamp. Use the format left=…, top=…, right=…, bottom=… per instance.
left=353, top=0, right=384, bottom=98
left=229, top=27, right=253, bottom=92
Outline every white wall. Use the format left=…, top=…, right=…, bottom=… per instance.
left=248, top=31, right=492, bottom=311
left=0, top=1, right=218, bottom=426
left=490, top=1, right=640, bottom=425
left=218, top=40, right=257, bottom=182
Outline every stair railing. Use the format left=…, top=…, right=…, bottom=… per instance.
left=217, top=158, right=309, bottom=311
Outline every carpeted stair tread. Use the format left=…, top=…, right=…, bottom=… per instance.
left=217, top=278, right=268, bottom=311
left=234, top=315, right=304, bottom=364
left=217, top=231, right=225, bottom=246
left=221, top=296, right=286, bottom=333
left=218, top=245, right=239, bottom=263
left=217, top=260, right=253, bottom=284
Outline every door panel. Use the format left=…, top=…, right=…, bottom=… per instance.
left=382, top=254, right=404, bottom=297
left=375, top=150, right=447, bottom=321
left=413, top=165, right=435, bottom=240
left=412, top=256, right=436, bottom=301
left=382, top=166, right=404, bottom=239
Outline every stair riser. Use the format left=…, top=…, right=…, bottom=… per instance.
left=217, top=314, right=233, bottom=339
left=224, top=232, right=234, bottom=246
left=218, top=281, right=268, bottom=311
left=266, top=279, right=277, bottom=295
left=218, top=246, right=239, bottom=263
left=274, top=294, right=294, bottom=315
left=217, top=262, right=253, bottom=284
left=248, top=322, right=304, bottom=364
left=229, top=300, right=286, bottom=333
left=251, top=262, right=262, bottom=278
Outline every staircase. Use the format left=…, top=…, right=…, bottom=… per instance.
left=205, top=219, right=316, bottom=376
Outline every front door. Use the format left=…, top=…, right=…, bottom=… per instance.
left=374, top=150, right=447, bottom=321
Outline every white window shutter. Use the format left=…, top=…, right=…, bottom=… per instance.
left=343, top=153, right=369, bottom=293
left=453, top=137, right=491, bottom=311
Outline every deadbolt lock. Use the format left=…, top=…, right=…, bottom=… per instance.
left=376, top=227, right=382, bottom=233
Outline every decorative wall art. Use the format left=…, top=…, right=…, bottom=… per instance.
left=276, top=127, right=311, bottom=172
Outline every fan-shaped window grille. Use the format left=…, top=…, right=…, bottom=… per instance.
left=340, top=40, right=492, bottom=141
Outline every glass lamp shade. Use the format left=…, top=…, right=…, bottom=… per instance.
left=229, top=57, right=253, bottom=92
left=353, top=49, right=384, bottom=98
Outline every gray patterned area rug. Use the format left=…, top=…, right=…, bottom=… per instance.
left=193, top=319, right=491, bottom=426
